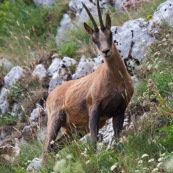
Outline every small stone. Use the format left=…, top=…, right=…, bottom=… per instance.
left=47, top=58, right=61, bottom=76
left=4, top=66, right=24, bottom=88
left=32, top=64, right=47, bottom=80
left=0, top=58, right=13, bottom=72
left=27, top=158, right=42, bottom=171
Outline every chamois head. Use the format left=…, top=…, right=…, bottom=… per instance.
left=82, top=0, right=112, bottom=58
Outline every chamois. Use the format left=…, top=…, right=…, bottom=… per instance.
left=44, top=0, right=134, bottom=154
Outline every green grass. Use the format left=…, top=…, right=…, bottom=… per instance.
left=0, top=113, right=18, bottom=126
left=0, top=140, right=43, bottom=173
left=0, top=0, right=68, bottom=65
left=1, top=0, right=173, bottom=173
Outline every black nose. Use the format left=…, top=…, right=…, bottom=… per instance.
left=102, top=49, right=110, bottom=55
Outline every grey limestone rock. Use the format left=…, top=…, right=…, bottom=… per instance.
left=32, top=64, right=47, bottom=80
left=148, top=0, right=173, bottom=34
left=33, top=0, right=55, bottom=6
left=27, top=158, right=42, bottom=172
left=4, top=66, right=24, bottom=88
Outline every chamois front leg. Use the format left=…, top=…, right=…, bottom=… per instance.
left=112, top=110, right=125, bottom=141
left=89, top=106, right=100, bottom=149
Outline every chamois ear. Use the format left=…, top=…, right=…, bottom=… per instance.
left=84, top=22, right=94, bottom=35
left=105, top=14, right=111, bottom=29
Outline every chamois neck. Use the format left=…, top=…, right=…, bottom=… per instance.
left=103, top=44, right=128, bottom=81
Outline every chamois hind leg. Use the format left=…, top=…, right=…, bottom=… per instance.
left=89, top=105, right=100, bottom=149
left=44, top=109, right=66, bottom=153
left=112, top=110, right=125, bottom=141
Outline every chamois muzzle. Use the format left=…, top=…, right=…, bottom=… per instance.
left=102, top=49, right=111, bottom=57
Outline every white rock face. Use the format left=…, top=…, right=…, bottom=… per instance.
left=0, top=58, right=13, bottom=72
left=11, top=103, right=21, bottom=116
left=30, top=107, right=41, bottom=121
left=47, top=58, right=61, bottom=76
left=60, top=56, right=77, bottom=67
left=0, top=100, right=9, bottom=117
left=0, top=87, right=9, bottom=117
left=33, top=0, right=55, bottom=6
left=48, top=57, right=75, bottom=92
left=0, top=87, right=9, bottom=105
left=72, top=56, right=95, bottom=79
left=72, top=55, right=103, bottom=79
left=93, top=55, right=104, bottom=70
left=69, top=0, right=110, bottom=22
left=27, top=158, right=42, bottom=172
left=148, top=0, right=173, bottom=33
left=56, top=0, right=111, bottom=44
left=4, top=66, right=24, bottom=88
left=56, top=14, right=74, bottom=44
left=48, top=65, right=72, bottom=93
left=70, top=0, right=96, bottom=23
left=114, top=0, right=127, bottom=10
left=32, top=64, right=47, bottom=80
left=111, top=18, right=155, bottom=70
left=48, top=72, right=63, bottom=93
left=0, top=144, right=20, bottom=163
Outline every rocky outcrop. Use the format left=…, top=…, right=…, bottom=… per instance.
left=33, top=0, right=55, bottom=6
left=112, top=18, right=155, bottom=73
left=27, top=158, right=42, bottom=172
left=1, top=0, right=173, bottom=169
left=148, top=0, right=173, bottom=33
left=32, top=64, right=47, bottom=81
left=4, top=66, right=24, bottom=88
left=0, top=58, right=13, bottom=72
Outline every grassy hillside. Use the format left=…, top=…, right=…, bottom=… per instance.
left=0, top=0, right=68, bottom=65
left=0, top=0, right=173, bottom=173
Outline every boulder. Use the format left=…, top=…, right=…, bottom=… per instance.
left=33, top=0, right=55, bottom=6
left=111, top=18, right=155, bottom=72
left=48, top=64, right=72, bottom=93
left=27, top=158, right=42, bottom=172
left=148, top=0, right=173, bottom=33
left=56, top=14, right=74, bottom=44
left=0, top=100, right=9, bottom=117
left=4, top=66, right=24, bottom=88
left=47, top=58, right=61, bottom=76
left=48, top=72, right=62, bottom=93
left=56, top=0, right=111, bottom=43
left=0, top=87, right=9, bottom=117
left=72, top=56, right=95, bottom=79
left=60, top=56, right=77, bottom=68
left=0, top=144, right=20, bottom=163
left=11, top=103, right=21, bottom=116
left=30, top=107, right=41, bottom=122
left=114, top=0, right=127, bottom=10
left=32, top=64, right=47, bottom=80
left=0, top=58, right=13, bottom=72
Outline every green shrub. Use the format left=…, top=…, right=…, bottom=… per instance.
left=0, top=113, right=18, bottom=125
left=159, top=122, right=173, bottom=151
left=58, top=41, right=78, bottom=58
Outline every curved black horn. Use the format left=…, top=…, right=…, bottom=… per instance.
left=97, top=0, right=104, bottom=30
left=82, top=2, right=98, bottom=32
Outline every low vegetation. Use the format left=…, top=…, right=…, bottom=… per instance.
left=0, top=0, right=173, bottom=173
left=0, top=0, right=68, bottom=65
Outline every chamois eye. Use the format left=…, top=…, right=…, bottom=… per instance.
left=92, top=37, right=97, bottom=43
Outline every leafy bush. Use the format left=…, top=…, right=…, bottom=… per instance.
left=0, top=113, right=18, bottom=125
left=58, top=41, right=78, bottom=58
left=159, top=123, right=173, bottom=151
